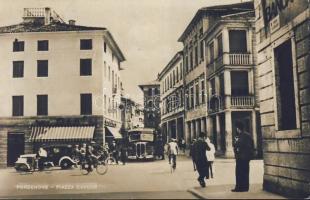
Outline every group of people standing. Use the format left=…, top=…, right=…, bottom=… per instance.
left=168, top=121, right=254, bottom=192
left=191, top=122, right=254, bottom=192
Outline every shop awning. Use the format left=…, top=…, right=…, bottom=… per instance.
left=29, top=126, right=95, bottom=142
left=106, top=127, right=122, bottom=139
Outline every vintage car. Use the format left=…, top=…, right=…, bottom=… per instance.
left=41, top=144, right=77, bottom=169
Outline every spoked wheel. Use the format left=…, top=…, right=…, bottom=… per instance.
left=105, top=157, right=116, bottom=165
left=16, top=164, right=34, bottom=175
left=80, top=163, right=90, bottom=175
left=96, top=161, right=108, bottom=175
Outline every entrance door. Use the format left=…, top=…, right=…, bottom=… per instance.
left=7, top=132, right=25, bottom=166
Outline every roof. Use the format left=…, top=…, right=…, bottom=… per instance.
left=0, top=21, right=106, bottom=34
left=138, top=80, right=160, bottom=90
left=158, top=51, right=183, bottom=80
left=178, top=1, right=254, bottom=42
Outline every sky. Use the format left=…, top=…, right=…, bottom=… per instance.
left=0, top=0, right=245, bottom=104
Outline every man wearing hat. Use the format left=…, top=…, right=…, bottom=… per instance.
left=232, top=121, right=255, bottom=192
left=168, top=138, right=179, bottom=169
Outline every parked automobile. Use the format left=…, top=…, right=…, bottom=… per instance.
left=41, top=144, right=77, bottom=169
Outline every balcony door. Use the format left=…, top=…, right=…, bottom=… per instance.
left=229, top=30, right=247, bottom=53
left=231, top=71, right=249, bottom=96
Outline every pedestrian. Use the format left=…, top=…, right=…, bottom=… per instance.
left=168, top=138, right=178, bottom=169
left=189, top=139, right=196, bottom=171
left=181, top=138, right=186, bottom=154
left=205, top=137, right=215, bottom=178
left=192, top=132, right=210, bottom=187
left=37, top=147, right=47, bottom=171
left=110, top=140, right=119, bottom=164
left=120, top=144, right=127, bottom=165
left=231, top=121, right=255, bottom=192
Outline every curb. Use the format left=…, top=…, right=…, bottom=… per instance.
left=187, top=188, right=206, bottom=199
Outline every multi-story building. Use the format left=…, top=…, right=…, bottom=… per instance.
left=0, top=8, right=125, bottom=167
left=254, top=0, right=310, bottom=197
left=121, top=97, right=144, bottom=134
left=138, top=80, right=161, bottom=135
left=178, top=1, right=255, bottom=150
left=158, top=51, right=185, bottom=142
left=203, top=2, right=261, bottom=158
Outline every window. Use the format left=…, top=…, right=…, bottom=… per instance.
left=210, top=78, right=216, bottom=95
left=80, top=59, right=92, bottom=76
left=274, top=40, right=296, bottom=130
left=13, top=61, right=24, bottom=78
left=37, top=40, right=48, bottom=51
left=231, top=71, right=249, bottom=96
left=217, top=34, right=223, bottom=57
left=176, top=67, right=179, bottom=82
left=194, top=46, right=198, bottom=66
left=104, top=42, right=107, bottom=53
left=108, top=66, right=111, bottom=81
left=12, top=96, right=23, bottom=116
left=80, top=94, right=92, bottom=115
left=80, top=39, right=92, bottom=50
left=209, top=42, right=214, bottom=63
left=37, top=60, right=48, bottom=77
left=112, top=70, right=114, bottom=86
left=189, top=51, right=193, bottom=70
left=229, top=30, right=247, bottom=53
left=200, top=40, right=204, bottom=61
left=201, top=79, right=205, bottom=104
left=104, top=95, right=107, bottom=114
left=195, top=82, right=199, bottom=106
left=104, top=62, right=107, bottom=77
left=190, top=86, right=194, bottom=109
left=37, top=95, right=48, bottom=116
left=185, top=56, right=188, bottom=73
left=148, top=88, right=152, bottom=96
left=173, top=70, right=176, bottom=85
left=180, top=63, right=183, bottom=79
left=13, top=40, right=24, bottom=52
left=154, top=88, right=159, bottom=95
left=185, top=88, right=189, bottom=110
left=170, top=74, right=173, bottom=88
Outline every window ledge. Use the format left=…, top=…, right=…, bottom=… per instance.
left=275, top=129, right=301, bottom=139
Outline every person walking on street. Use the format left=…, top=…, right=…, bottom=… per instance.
left=120, top=144, right=127, bottom=165
left=181, top=138, right=186, bottom=154
left=232, top=122, right=255, bottom=192
left=205, top=137, right=215, bottom=179
left=168, top=138, right=179, bottom=169
left=110, top=140, right=119, bottom=164
left=189, top=139, right=197, bottom=171
left=192, top=132, right=210, bottom=187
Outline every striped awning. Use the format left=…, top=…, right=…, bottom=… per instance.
left=106, top=127, right=122, bottom=139
left=29, top=126, right=95, bottom=142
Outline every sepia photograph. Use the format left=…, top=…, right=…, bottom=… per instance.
left=0, top=0, right=309, bottom=199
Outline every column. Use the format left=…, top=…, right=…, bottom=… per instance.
left=166, top=122, right=169, bottom=143
left=225, top=111, right=234, bottom=158
left=223, top=28, right=230, bottom=53
left=207, top=117, right=213, bottom=139
left=224, top=70, right=231, bottom=108
left=191, top=120, right=195, bottom=140
left=252, top=111, right=258, bottom=153
left=196, top=119, right=201, bottom=137
left=216, top=114, right=221, bottom=151
left=201, top=118, right=206, bottom=135
left=186, top=122, right=191, bottom=146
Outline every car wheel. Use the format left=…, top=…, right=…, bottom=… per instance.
left=60, top=160, right=72, bottom=169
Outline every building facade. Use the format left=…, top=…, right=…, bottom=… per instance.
left=138, top=81, right=161, bottom=134
left=121, top=97, right=144, bottom=134
left=254, top=0, right=310, bottom=197
left=203, top=3, right=262, bottom=158
left=0, top=8, right=125, bottom=167
left=158, top=51, right=185, bottom=142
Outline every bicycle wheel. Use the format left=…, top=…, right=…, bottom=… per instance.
left=80, top=163, right=90, bottom=175
left=105, top=157, right=115, bottom=165
left=96, top=161, right=108, bottom=175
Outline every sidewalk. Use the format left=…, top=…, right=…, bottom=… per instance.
left=188, top=184, right=286, bottom=199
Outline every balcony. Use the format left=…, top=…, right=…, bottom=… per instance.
left=231, top=96, right=255, bottom=108
left=207, top=53, right=253, bottom=76
left=208, top=95, right=255, bottom=113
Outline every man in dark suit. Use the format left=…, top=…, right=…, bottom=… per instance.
left=232, top=122, right=255, bottom=192
left=192, top=132, right=210, bottom=187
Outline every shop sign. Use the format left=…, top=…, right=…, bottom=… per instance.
left=270, top=15, right=280, bottom=33
left=141, top=134, right=154, bottom=142
left=105, top=120, right=116, bottom=127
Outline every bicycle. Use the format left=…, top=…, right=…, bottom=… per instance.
left=80, top=155, right=108, bottom=175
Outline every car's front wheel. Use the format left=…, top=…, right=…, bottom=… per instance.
left=60, top=159, right=72, bottom=169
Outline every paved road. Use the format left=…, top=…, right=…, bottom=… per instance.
left=0, top=156, right=264, bottom=199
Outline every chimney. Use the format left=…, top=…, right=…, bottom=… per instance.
left=44, top=7, right=51, bottom=25
left=69, top=20, right=76, bottom=25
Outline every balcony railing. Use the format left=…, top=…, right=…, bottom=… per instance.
left=228, top=53, right=251, bottom=65
left=231, top=96, right=255, bottom=108
left=207, top=53, right=253, bottom=77
left=24, top=8, right=46, bottom=17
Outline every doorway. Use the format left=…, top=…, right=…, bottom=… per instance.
left=7, top=132, right=25, bottom=166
